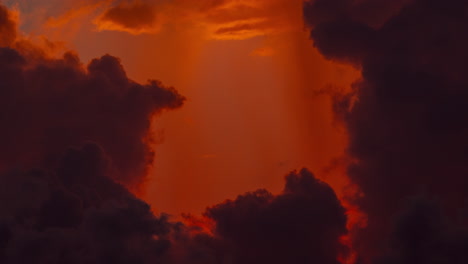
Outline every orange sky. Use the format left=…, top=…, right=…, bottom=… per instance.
left=8, top=0, right=360, bottom=216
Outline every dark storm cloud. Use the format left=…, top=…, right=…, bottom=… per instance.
left=304, top=0, right=468, bottom=262
left=0, top=7, right=184, bottom=186
left=201, top=169, right=348, bottom=264
left=0, top=160, right=349, bottom=263
left=0, top=143, right=175, bottom=264
left=375, top=197, right=468, bottom=264
left=159, top=169, right=349, bottom=264
left=0, top=4, right=184, bottom=261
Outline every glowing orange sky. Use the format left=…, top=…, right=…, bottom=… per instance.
left=9, top=0, right=360, bottom=216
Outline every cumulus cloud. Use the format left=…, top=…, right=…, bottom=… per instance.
left=375, top=197, right=468, bottom=264
left=0, top=143, right=176, bottom=264
left=304, top=0, right=468, bottom=262
left=0, top=5, right=186, bottom=261
left=0, top=4, right=185, bottom=187
left=0, top=150, right=350, bottom=264
left=0, top=7, right=179, bottom=261
left=202, top=168, right=349, bottom=264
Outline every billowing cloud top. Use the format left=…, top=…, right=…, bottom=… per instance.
left=0, top=4, right=185, bottom=187
left=203, top=169, right=348, bottom=264
left=95, top=1, right=161, bottom=34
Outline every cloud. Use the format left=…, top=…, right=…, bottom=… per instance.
left=0, top=4, right=185, bottom=187
left=0, top=143, right=176, bottom=264
left=167, top=168, right=349, bottom=264
left=94, top=1, right=162, bottom=34
left=209, top=18, right=276, bottom=40
left=46, top=2, right=104, bottom=28
left=304, top=0, right=468, bottom=262
left=202, top=168, right=349, bottom=264
left=0, top=147, right=350, bottom=263
left=375, top=197, right=468, bottom=264
left=74, top=0, right=299, bottom=39
left=0, top=8, right=180, bottom=258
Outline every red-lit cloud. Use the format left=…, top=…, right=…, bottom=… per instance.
left=193, top=0, right=294, bottom=40
left=94, top=1, right=163, bottom=34
left=44, top=0, right=301, bottom=39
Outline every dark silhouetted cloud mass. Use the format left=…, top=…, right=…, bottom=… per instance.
left=304, top=0, right=468, bottom=262
left=203, top=168, right=348, bottom=264
left=0, top=3, right=184, bottom=186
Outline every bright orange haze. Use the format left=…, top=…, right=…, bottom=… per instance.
left=12, top=0, right=360, bottom=216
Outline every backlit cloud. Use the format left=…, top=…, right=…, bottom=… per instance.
left=94, top=1, right=163, bottom=34
left=304, top=0, right=468, bottom=262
